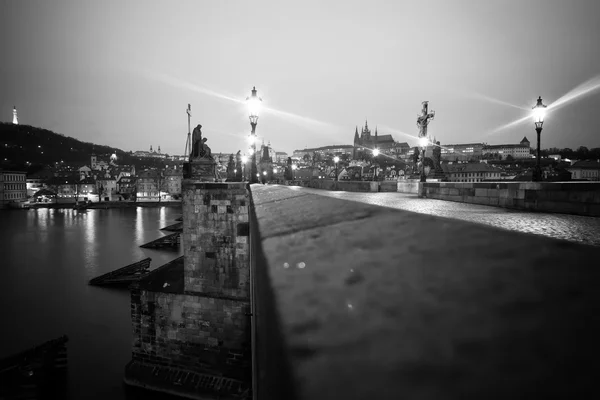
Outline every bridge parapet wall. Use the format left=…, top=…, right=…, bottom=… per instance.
left=248, top=184, right=600, bottom=400
left=423, top=181, right=600, bottom=217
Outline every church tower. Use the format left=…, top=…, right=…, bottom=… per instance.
left=361, top=120, right=371, bottom=140
left=12, top=106, right=18, bottom=125
left=353, top=126, right=360, bottom=159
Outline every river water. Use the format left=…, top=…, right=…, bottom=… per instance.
left=0, top=207, right=184, bottom=399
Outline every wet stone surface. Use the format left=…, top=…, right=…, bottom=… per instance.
left=295, top=187, right=600, bottom=247
left=250, top=184, right=600, bottom=400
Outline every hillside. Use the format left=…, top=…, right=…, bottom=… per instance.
left=0, top=122, right=160, bottom=173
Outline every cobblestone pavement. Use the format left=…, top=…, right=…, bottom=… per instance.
left=292, top=187, right=600, bottom=247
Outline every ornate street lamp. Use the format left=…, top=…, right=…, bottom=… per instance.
left=372, top=149, right=380, bottom=181
left=418, top=136, right=429, bottom=182
left=241, top=155, right=248, bottom=181
left=292, top=164, right=297, bottom=180
left=246, top=86, right=262, bottom=183
left=333, top=156, right=340, bottom=181
left=532, top=96, right=547, bottom=182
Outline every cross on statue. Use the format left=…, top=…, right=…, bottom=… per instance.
left=184, top=104, right=192, bottom=156
left=416, top=101, right=435, bottom=138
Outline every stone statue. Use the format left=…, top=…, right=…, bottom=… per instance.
left=432, top=141, right=441, bottom=169
left=190, top=124, right=212, bottom=160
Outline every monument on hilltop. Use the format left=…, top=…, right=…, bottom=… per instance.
left=12, top=106, right=18, bottom=125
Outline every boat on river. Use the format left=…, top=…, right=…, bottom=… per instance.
left=73, top=201, right=89, bottom=211
left=0, top=335, right=69, bottom=399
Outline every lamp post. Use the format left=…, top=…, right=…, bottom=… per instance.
left=241, top=155, right=248, bottom=181
left=333, top=156, right=340, bottom=181
left=419, top=137, right=429, bottom=182
left=246, top=86, right=262, bottom=184
left=262, top=170, right=267, bottom=184
left=292, top=164, right=297, bottom=181
left=372, top=149, right=380, bottom=181
left=532, top=96, right=547, bottom=182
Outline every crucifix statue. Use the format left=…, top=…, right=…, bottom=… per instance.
left=416, top=101, right=435, bottom=183
left=416, top=101, right=435, bottom=138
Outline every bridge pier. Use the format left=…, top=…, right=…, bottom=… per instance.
left=124, top=171, right=252, bottom=398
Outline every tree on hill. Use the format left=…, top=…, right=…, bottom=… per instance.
left=0, top=122, right=136, bottom=172
left=235, top=151, right=243, bottom=181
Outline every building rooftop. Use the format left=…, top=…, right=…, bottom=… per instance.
left=483, top=144, right=530, bottom=149
left=443, top=163, right=503, bottom=173
left=568, top=160, right=600, bottom=169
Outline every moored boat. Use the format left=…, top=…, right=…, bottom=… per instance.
left=0, top=335, right=69, bottom=399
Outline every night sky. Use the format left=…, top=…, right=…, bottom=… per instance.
left=1, top=0, right=599, bottom=156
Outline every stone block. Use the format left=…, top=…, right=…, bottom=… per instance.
left=474, top=188, right=487, bottom=197
left=569, top=191, right=595, bottom=203
left=514, top=189, right=525, bottom=200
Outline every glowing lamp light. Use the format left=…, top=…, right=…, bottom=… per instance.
left=419, top=137, right=429, bottom=148
left=273, top=168, right=278, bottom=173
left=333, top=156, right=340, bottom=163
left=292, top=164, right=298, bottom=170
left=246, top=86, right=262, bottom=124
left=256, top=173, right=260, bottom=177
left=532, top=96, right=547, bottom=130
left=263, top=171, right=267, bottom=176
left=234, top=169, right=237, bottom=174
left=373, top=149, right=380, bottom=157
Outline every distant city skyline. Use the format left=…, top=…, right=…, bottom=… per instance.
left=2, top=0, right=600, bottom=156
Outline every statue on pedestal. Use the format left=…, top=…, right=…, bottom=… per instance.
left=186, top=124, right=217, bottom=181
left=191, top=124, right=213, bottom=160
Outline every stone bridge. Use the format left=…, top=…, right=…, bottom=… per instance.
left=124, top=179, right=600, bottom=400
left=250, top=184, right=600, bottom=400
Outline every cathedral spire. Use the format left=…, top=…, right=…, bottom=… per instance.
left=354, top=126, right=359, bottom=143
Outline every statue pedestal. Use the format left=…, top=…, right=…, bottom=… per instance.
left=184, top=159, right=217, bottom=181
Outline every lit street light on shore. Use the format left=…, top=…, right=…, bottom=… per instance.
left=333, top=156, right=340, bottom=181
left=292, top=164, right=297, bottom=180
left=532, top=96, right=547, bottom=182
left=241, top=155, right=248, bottom=181
left=372, top=149, right=380, bottom=181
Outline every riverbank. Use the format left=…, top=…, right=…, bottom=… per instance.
left=26, top=201, right=182, bottom=210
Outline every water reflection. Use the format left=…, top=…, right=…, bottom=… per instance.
left=0, top=206, right=183, bottom=400
left=159, top=206, right=166, bottom=226
left=135, top=207, right=144, bottom=244
left=83, top=210, right=98, bottom=277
